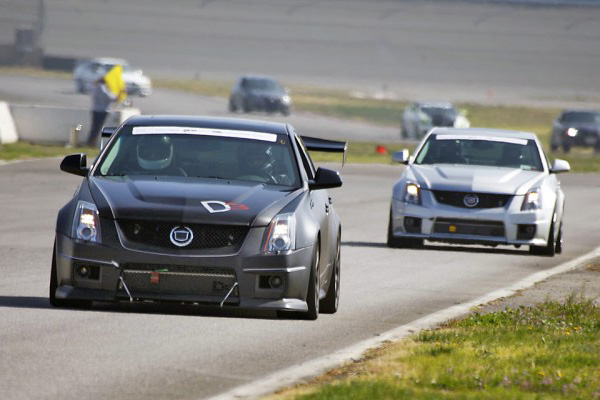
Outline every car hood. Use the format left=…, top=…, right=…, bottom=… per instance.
left=89, top=176, right=301, bottom=226
left=409, top=164, right=544, bottom=195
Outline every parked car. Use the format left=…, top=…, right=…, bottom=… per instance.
left=50, top=115, right=346, bottom=319
left=550, top=109, right=600, bottom=153
left=401, top=101, right=470, bottom=140
left=73, top=57, right=153, bottom=97
left=229, top=75, right=291, bottom=115
left=388, top=128, right=569, bottom=256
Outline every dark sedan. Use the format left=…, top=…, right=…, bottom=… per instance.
left=50, top=116, right=346, bottom=320
left=551, top=110, right=600, bottom=153
left=229, top=75, right=291, bottom=116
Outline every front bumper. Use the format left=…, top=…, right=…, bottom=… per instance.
left=248, top=97, right=288, bottom=112
left=390, top=193, right=552, bottom=247
left=54, top=223, right=313, bottom=311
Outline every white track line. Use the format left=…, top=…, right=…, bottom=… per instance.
left=210, top=246, right=600, bottom=400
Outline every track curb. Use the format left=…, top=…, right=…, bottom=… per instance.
left=210, top=245, right=600, bottom=400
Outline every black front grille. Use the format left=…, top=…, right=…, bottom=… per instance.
left=121, top=264, right=237, bottom=298
left=433, top=191, right=511, bottom=209
left=433, top=218, right=505, bottom=237
left=119, top=220, right=248, bottom=250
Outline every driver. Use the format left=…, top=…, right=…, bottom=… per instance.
left=136, top=135, right=177, bottom=173
left=238, top=143, right=275, bottom=182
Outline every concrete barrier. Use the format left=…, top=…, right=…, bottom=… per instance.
left=0, top=102, right=18, bottom=144
left=8, top=104, right=140, bottom=145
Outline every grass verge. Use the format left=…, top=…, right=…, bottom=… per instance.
left=272, top=295, right=600, bottom=399
left=0, top=142, right=98, bottom=161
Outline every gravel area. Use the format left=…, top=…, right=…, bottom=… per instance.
left=480, top=258, right=600, bottom=313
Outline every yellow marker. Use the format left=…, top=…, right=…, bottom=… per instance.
left=104, top=65, right=127, bottom=103
left=449, top=225, right=457, bottom=232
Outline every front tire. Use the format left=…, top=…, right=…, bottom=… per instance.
left=529, top=218, right=556, bottom=257
left=555, top=222, right=563, bottom=254
left=320, top=237, right=340, bottom=314
left=228, top=98, right=237, bottom=113
left=305, top=243, right=320, bottom=320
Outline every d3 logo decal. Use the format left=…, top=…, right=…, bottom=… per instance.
left=201, top=201, right=231, bottom=213
left=201, top=201, right=249, bottom=213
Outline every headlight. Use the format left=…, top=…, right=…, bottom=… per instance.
left=404, top=182, right=421, bottom=205
left=521, top=190, right=541, bottom=211
left=282, top=95, right=291, bottom=104
left=566, top=128, right=578, bottom=137
left=72, top=201, right=101, bottom=242
left=263, top=213, right=295, bottom=254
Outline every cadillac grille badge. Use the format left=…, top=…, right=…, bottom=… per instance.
left=170, top=226, right=194, bottom=247
left=463, top=194, right=479, bottom=208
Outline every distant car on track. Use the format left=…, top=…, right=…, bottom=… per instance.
left=229, top=75, right=291, bottom=116
left=401, top=101, right=470, bottom=140
left=73, top=57, right=153, bottom=97
left=388, top=128, right=569, bottom=256
left=50, top=115, right=346, bottom=319
left=550, top=109, right=600, bottom=153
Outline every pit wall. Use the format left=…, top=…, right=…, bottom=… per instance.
left=0, top=101, right=140, bottom=145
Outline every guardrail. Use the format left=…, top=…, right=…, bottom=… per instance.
left=0, top=101, right=139, bottom=145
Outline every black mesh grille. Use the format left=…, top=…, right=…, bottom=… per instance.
left=118, top=220, right=248, bottom=250
left=433, top=218, right=505, bottom=237
left=121, top=264, right=237, bottom=298
left=433, top=191, right=511, bottom=209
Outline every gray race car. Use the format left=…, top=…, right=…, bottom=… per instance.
left=50, top=115, right=346, bottom=319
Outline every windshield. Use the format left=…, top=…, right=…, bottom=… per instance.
left=560, top=111, right=600, bottom=124
left=415, top=134, right=543, bottom=171
left=245, top=78, right=282, bottom=92
left=94, top=126, right=300, bottom=187
left=421, top=106, right=457, bottom=119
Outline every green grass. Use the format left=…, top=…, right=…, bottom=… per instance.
left=0, top=142, right=98, bottom=161
left=273, top=295, right=600, bottom=400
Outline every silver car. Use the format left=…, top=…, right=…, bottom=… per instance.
left=73, top=57, right=153, bottom=97
left=388, top=128, right=570, bottom=256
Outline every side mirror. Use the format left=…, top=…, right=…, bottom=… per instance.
left=309, top=167, right=342, bottom=190
left=550, top=159, right=570, bottom=174
left=101, top=127, right=116, bottom=138
left=60, top=154, right=89, bottom=177
left=392, top=149, right=410, bottom=164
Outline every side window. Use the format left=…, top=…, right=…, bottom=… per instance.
left=295, top=135, right=316, bottom=180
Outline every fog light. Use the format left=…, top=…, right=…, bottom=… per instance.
left=269, top=275, right=283, bottom=288
left=76, top=265, right=90, bottom=278
left=517, top=224, right=537, bottom=240
left=403, top=217, right=422, bottom=233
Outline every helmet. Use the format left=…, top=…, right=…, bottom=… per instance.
left=240, top=143, right=274, bottom=176
left=137, top=135, right=173, bottom=170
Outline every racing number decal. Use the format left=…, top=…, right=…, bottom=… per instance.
left=201, top=201, right=249, bottom=213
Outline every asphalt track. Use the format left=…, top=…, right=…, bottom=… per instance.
left=1, top=158, right=600, bottom=400
left=2, top=1, right=600, bottom=398
left=40, top=0, right=600, bottom=106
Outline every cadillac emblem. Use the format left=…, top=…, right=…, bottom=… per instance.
left=170, top=226, right=194, bottom=247
left=463, top=194, right=479, bottom=208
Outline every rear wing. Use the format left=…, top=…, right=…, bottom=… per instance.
left=301, top=136, right=348, bottom=165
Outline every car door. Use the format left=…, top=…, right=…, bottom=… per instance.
left=295, top=135, right=333, bottom=289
